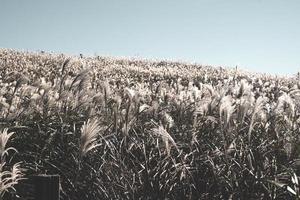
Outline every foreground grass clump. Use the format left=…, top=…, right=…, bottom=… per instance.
left=1, top=49, right=300, bottom=199
left=0, top=129, right=24, bottom=199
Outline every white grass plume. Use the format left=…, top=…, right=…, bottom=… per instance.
left=248, top=96, right=267, bottom=142
left=219, top=95, right=235, bottom=127
left=80, top=118, right=102, bottom=156
left=151, top=121, right=178, bottom=155
left=0, top=129, right=17, bottom=159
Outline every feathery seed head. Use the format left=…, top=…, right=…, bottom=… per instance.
left=80, top=118, right=102, bottom=156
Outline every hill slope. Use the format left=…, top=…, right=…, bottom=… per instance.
left=0, top=49, right=300, bottom=199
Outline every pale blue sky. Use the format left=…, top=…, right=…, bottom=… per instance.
left=0, top=0, right=299, bottom=75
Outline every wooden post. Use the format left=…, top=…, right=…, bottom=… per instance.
left=33, top=175, right=60, bottom=200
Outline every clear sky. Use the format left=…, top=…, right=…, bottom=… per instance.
left=0, top=0, right=299, bottom=75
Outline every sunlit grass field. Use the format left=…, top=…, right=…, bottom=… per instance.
left=1, top=49, right=300, bottom=199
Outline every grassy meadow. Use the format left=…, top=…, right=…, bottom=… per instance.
left=0, top=49, right=300, bottom=199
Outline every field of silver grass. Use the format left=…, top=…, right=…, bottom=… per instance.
left=0, top=49, right=300, bottom=199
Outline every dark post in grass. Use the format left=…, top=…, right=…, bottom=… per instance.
left=33, top=175, right=60, bottom=200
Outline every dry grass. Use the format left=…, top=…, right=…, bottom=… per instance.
left=0, top=129, right=24, bottom=198
left=80, top=118, right=102, bottom=157
left=0, top=49, right=300, bottom=199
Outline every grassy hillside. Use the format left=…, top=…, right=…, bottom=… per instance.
left=0, top=49, right=300, bottom=199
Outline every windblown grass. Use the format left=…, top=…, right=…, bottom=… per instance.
left=0, top=48, right=300, bottom=199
